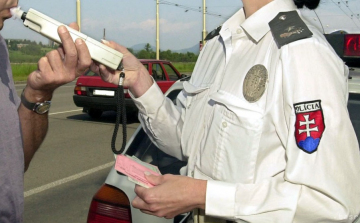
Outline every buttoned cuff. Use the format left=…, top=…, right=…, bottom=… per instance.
left=129, top=82, right=166, bottom=115
left=206, top=180, right=236, bottom=219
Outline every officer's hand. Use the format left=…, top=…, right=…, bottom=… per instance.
left=132, top=174, right=206, bottom=219
left=25, top=23, right=91, bottom=101
left=91, top=40, right=153, bottom=98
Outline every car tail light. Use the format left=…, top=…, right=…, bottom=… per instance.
left=344, top=34, right=360, bottom=57
left=87, top=184, right=132, bottom=223
left=124, top=88, right=131, bottom=98
left=74, top=86, right=87, bottom=96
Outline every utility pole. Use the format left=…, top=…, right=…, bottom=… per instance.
left=76, top=0, right=81, bottom=31
left=202, top=0, right=207, bottom=46
left=156, top=0, right=160, bottom=60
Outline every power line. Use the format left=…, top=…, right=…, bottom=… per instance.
left=329, top=0, right=360, bottom=29
left=340, top=0, right=360, bottom=22
left=157, top=0, right=230, bottom=19
left=320, top=0, right=360, bottom=20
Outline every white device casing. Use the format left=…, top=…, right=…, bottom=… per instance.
left=23, top=8, right=123, bottom=70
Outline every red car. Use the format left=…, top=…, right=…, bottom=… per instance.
left=73, top=59, right=186, bottom=118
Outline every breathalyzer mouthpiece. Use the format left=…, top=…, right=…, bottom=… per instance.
left=10, top=7, right=26, bottom=21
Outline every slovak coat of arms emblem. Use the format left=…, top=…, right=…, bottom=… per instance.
left=293, top=100, right=325, bottom=154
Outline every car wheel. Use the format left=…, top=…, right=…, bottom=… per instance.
left=88, top=108, right=103, bottom=119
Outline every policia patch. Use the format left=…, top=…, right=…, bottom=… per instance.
left=294, top=100, right=325, bottom=154
left=269, top=11, right=313, bottom=48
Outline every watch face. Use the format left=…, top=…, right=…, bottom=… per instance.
left=35, top=102, right=51, bottom=114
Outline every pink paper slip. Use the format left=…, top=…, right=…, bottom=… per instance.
left=115, top=155, right=161, bottom=188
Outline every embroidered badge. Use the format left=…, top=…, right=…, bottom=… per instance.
left=293, top=100, right=325, bottom=154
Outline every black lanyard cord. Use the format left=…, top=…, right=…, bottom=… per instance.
left=111, top=71, right=127, bottom=154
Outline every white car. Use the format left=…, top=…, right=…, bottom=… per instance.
left=86, top=78, right=191, bottom=223
left=349, top=67, right=360, bottom=95
left=85, top=72, right=360, bottom=223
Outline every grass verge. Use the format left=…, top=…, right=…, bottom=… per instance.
left=172, top=62, right=195, bottom=73
left=11, top=63, right=37, bottom=82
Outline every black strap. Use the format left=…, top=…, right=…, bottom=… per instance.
left=111, top=71, right=127, bottom=154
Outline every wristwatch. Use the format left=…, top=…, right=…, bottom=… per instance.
left=21, top=89, right=51, bottom=114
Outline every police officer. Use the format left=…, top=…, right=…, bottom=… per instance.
left=95, top=0, right=360, bottom=222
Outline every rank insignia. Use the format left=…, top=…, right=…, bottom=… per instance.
left=293, top=100, right=325, bottom=154
left=269, top=11, right=313, bottom=48
left=205, top=26, right=222, bottom=41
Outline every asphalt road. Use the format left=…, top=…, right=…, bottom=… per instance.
left=14, top=82, right=140, bottom=223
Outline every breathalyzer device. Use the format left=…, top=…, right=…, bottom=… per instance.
left=11, top=7, right=123, bottom=70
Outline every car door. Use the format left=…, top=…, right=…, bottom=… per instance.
left=152, top=62, right=177, bottom=93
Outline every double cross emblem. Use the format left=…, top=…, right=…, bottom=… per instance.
left=298, top=114, right=319, bottom=137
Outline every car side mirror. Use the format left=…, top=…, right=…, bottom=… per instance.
left=181, top=74, right=188, bottom=78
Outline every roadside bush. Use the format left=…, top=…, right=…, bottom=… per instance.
left=20, top=44, right=42, bottom=55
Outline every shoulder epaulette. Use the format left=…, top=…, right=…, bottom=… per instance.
left=205, top=26, right=222, bottom=41
left=269, top=11, right=313, bottom=48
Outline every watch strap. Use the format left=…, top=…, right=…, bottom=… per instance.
left=21, top=89, right=51, bottom=114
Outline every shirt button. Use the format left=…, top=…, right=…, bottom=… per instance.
left=236, top=29, right=242, bottom=34
left=222, top=122, right=228, bottom=128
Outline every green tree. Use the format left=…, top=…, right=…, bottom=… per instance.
left=144, top=43, right=152, bottom=52
left=9, top=42, right=18, bottom=51
left=137, top=49, right=156, bottom=59
left=137, top=50, right=151, bottom=59
left=20, top=44, right=42, bottom=56
left=160, top=50, right=172, bottom=61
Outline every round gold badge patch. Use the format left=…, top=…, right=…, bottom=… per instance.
left=243, top=64, right=268, bottom=103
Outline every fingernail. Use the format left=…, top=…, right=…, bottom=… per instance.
left=75, top=38, right=84, bottom=45
left=58, top=26, right=67, bottom=33
left=101, top=39, right=109, bottom=44
left=144, top=172, right=151, bottom=176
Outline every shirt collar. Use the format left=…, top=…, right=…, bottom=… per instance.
left=221, top=0, right=297, bottom=43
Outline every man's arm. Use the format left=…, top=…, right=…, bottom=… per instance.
left=19, top=24, right=91, bottom=172
left=18, top=92, right=49, bottom=172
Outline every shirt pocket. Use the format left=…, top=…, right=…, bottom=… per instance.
left=203, top=90, right=264, bottom=183
left=182, top=81, right=211, bottom=113
left=181, top=81, right=211, bottom=157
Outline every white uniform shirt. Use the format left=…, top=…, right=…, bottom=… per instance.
left=131, top=0, right=360, bottom=222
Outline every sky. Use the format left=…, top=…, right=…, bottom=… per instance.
left=1, top=0, right=360, bottom=51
